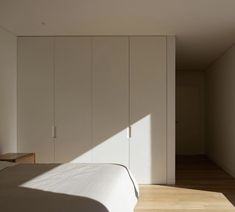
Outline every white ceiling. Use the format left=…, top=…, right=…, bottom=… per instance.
left=1, top=0, right=235, bottom=71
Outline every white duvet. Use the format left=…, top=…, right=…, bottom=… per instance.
left=18, top=163, right=139, bottom=212
left=0, top=161, right=15, bottom=170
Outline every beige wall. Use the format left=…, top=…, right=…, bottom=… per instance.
left=0, top=27, right=17, bottom=154
left=176, top=70, right=205, bottom=155
left=206, top=45, right=235, bottom=177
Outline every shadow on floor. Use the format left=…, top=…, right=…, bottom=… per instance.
left=176, top=155, right=235, bottom=206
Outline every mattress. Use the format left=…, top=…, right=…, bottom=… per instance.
left=0, top=162, right=138, bottom=212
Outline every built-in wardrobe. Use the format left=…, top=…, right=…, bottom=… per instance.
left=17, top=36, right=175, bottom=184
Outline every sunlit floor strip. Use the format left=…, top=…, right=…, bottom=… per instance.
left=135, top=155, right=235, bottom=211
left=135, top=185, right=235, bottom=211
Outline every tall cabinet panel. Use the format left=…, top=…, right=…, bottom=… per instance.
left=17, top=37, right=54, bottom=163
left=92, top=37, right=129, bottom=166
left=17, top=36, right=175, bottom=183
left=130, top=37, right=167, bottom=184
left=54, top=37, right=92, bottom=163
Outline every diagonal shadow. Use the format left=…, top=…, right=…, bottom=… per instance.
left=0, top=163, right=108, bottom=212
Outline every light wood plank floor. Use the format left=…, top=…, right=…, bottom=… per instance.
left=135, top=155, right=235, bottom=212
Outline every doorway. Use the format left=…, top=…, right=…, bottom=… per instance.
left=175, top=70, right=235, bottom=205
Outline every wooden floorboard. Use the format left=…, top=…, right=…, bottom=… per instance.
left=135, top=155, right=235, bottom=211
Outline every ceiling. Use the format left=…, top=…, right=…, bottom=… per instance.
left=0, top=0, right=235, bottom=71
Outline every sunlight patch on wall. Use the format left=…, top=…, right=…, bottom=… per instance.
left=70, top=128, right=130, bottom=167
left=130, top=114, right=152, bottom=183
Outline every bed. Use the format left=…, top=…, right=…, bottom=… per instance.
left=0, top=162, right=139, bottom=212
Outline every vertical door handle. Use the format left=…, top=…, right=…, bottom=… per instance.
left=52, top=126, right=56, bottom=138
left=127, top=126, right=131, bottom=139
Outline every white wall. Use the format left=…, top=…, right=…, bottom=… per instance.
left=176, top=70, right=205, bottom=155
left=206, top=45, right=235, bottom=177
left=0, top=27, right=17, bottom=154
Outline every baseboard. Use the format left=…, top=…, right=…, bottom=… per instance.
left=207, top=154, right=235, bottom=178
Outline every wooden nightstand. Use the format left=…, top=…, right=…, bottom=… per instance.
left=0, top=153, right=35, bottom=164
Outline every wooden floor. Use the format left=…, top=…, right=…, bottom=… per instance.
left=135, top=155, right=235, bottom=211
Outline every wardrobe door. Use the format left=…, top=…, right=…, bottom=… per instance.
left=54, top=37, right=92, bottom=163
left=130, top=37, right=167, bottom=184
left=92, top=37, right=129, bottom=166
left=17, top=37, right=54, bottom=163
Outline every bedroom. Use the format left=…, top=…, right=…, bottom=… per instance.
left=0, top=0, right=235, bottom=211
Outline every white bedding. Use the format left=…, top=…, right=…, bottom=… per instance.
left=0, top=161, right=15, bottom=171
left=0, top=163, right=138, bottom=212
